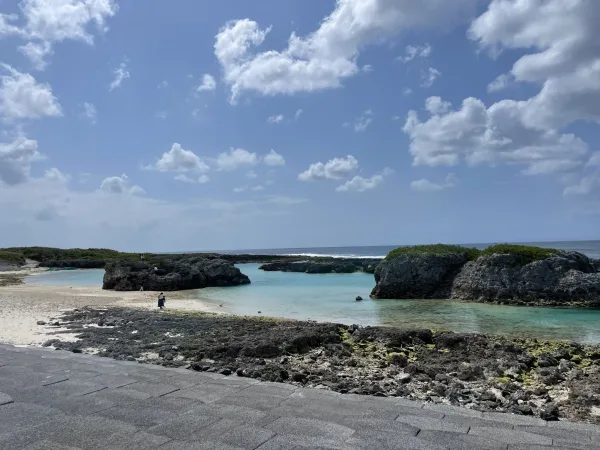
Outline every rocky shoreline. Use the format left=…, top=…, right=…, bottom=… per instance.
left=259, top=258, right=381, bottom=274
left=44, top=307, right=600, bottom=424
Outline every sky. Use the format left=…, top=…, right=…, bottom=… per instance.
left=0, top=0, right=599, bottom=252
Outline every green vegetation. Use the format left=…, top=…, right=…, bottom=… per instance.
left=480, top=244, right=559, bottom=264
left=385, top=244, right=480, bottom=261
left=0, top=250, right=26, bottom=266
left=0, top=247, right=147, bottom=263
left=385, top=243, right=560, bottom=264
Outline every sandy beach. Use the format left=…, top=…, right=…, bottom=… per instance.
left=0, top=274, right=218, bottom=345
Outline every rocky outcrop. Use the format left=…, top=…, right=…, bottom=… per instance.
left=371, top=254, right=469, bottom=299
left=591, top=259, right=600, bottom=272
left=451, top=252, right=600, bottom=306
left=103, top=258, right=250, bottom=291
left=371, top=251, right=600, bottom=306
left=259, top=259, right=380, bottom=274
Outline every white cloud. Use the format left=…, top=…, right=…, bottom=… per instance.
left=345, top=109, right=373, bottom=133
left=44, top=167, right=69, bottom=183
left=99, top=174, right=144, bottom=195
left=420, top=67, right=441, bottom=88
left=0, top=0, right=118, bottom=70
left=404, top=96, right=589, bottom=176
left=267, top=114, right=284, bottom=124
left=403, top=87, right=413, bottom=96
left=19, top=41, right=53, bottom=70
left=398, top=43, right=431, bottom=62
left=109, top=61, right=130, bottom=91
left=233, top=186, right=248, bottom=193
left=197, top=74, right=216, bottom=92
left=0, top=135, right=41, bottom=185
left=0, top=64, right=62, bottom=121
left=251, top=185, right=264, bottom=192
left=82, top=102, right=96, bottom=124
left=468, top=0, right=600, bottom=129
left=424, top=96, right=451, bottom=115
left=487, top=73, right=513, bottom=93
left=336, top=168, right=393, bottom=193
left=298, top=155, right=358, bottom=181
left=294, top=109, right=303, bottom=120
left=246, top=170, right=258, bottom=179
left=155, top=111, right=167, bottom=120
left=264, top=149, right=285, bottom=167
left=157, top=80, right=168, bottom=89
left=174, top=174, right=210, bottom=184
left=214, top=1, right=478, bottom=102
left=362, top=64, right=373, bottom=73
left=411, top=173, right=458, bottom=192
left=216, top=148, right=258, bottom=171
left=150, top=143, right=209, bottom=174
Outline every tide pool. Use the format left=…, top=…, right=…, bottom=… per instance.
left=24, top=265, right=600, bottom=343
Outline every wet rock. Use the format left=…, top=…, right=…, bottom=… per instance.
left=36, top=321, right=46, bottom=326
left=356, top=296, right=363, bottom=301
left=220, top=368, right=232, bottom=376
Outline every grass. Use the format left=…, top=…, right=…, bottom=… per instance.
left=480, top=244, right=560, bottom=264
left=0, top=247, right=147, bottom=263
left=0, top=250, right=26, bottom=265
left=385, top=244, right=481, bottom=261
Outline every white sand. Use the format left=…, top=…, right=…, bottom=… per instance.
left=0, top=279, right=221, bottom=346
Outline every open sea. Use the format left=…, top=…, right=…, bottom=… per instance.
left=25, top=241, right=600, bottom=343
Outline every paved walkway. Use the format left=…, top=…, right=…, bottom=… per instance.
left=0, top=345, right=598, bottom=450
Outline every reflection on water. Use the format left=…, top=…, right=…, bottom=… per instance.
left=24, top=265, right=600, bottom=343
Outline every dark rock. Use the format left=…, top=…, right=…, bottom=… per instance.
left=51, top=321, right=60, bottom=326
left=371, top=253, right=469, bottom=299
left=103, top=258, right=250, bottom=291
left=36, top=321, right=46, bottom=326
left=452, top=252, right=600, bottom=305
left=356, top=296, right=363, bottom=301
left=390, top=353, right=408, bottom=367
left=292, top=372, right=306, bottom=382
left=457, top=363, right=484, bottom=381
left=220, top=368, right=232, bottom=376
left=259, top=258, right=381, bottom=275
left=540, top=403, right=560, bottom=421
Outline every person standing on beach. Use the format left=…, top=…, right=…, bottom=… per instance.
left=158, top=293, right=165, bottom=309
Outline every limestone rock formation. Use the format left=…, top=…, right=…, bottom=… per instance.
left=259, top=259, right=380, bottom=274
left=451, top=252, right=600, bottom=305
left=370, top=254, right=469, bottom=299
left=103, top=258, right=250, bottom=291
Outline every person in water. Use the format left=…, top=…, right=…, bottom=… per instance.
left=158, top=293, right=165, bottom=309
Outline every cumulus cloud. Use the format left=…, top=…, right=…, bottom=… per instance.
left=267, top=114, right=284, bottom=124
left=216, top=148, right=258, bottom=171
left=294, top=109, right=303, bottom=120
left=1, top=0, right=118, bottom=70
left=150, top=143, right=209, bottom=174
left=44, top=167, right=69, bottom=184
left=174, top=174, right=210, bottom=184
left=298, top=155, right=358, bottom=181
left=251, top=185, right=264, bottom=192
left=469, top=0, right=600, bottom=129
left=397, top=43, right=431, bottom=63
left=424, top=96, right=451, bottom=115
left=214, top=0, right=478, bottom=102
left=404, top=96, right=589, bottom=176
left=411, top=173, right=458, bottom=192
left=197, top=74, right=216, bottom=92
left=109, top=61, right=130, bottom=91
left=336, top=168, right=393, bottom=193
left=0, top=136, right=42, bottom=185
left=0, top=64, right=62, bottom=121
left=99, top=174, right=144, bottom=195
left=264, top=149, right=285, bottom=167
left=487, top=73, right=513, bottom=93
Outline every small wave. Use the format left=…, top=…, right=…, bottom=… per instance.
left=283, top=253, right=384, bottom=259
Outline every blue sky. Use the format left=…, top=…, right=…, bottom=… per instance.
left=0, top=0, right=599, bottom=252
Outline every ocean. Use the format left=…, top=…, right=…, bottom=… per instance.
left=214, top=240, right=600, bottom=259
left=24, top=240, right=600, bottom=344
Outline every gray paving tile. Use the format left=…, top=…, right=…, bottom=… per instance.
left=158, top=440, right=245, bottom=450
left=469, top=426, right=552, bottom=445
left=202, top=404, right=268, bottom=424
left=84, top=374, right=140, bottom=388
left=508, top=446, right=596, bottom=450
left=84, top=386, right=152, bottom=405
left=137, top=396, right=204, bottom=414
left=0, top=402, right=65, bottom=434
left=21, top=440, right=83, bottom=450
left=166, top=383, right=243, bottom=403
left=0, top=392, right=13, bottom=405
left=516, top=425, right=595, bottom=444
left=546, top=420, right=600, bottom=435
left=190, top=419, right=275, bottom=449
left=443, top=414, right=515, bottom=430
left=396, top=414, right=470, bottom=433
left=10, top=387, right=118, bottom=416
left=423, top=403, right=484, bottom=418
left=239, top=382, right=297, bottom=399
left=417, top=430, right=509, bottom=449
left=346, top=432, right=448, bottom=450
left=264, top=417, right=355, bottom=440
left=146, top=411, right=222, bottom=439
left=255, top=434, right=355, bottom=450
left=114, top=380, right=180, bottom=397
left=214, top=392, right=286, bottom=411
left=102, top=430, right=172, bottom=449
left=482, top=411, right=547, bottom=426
left=42, top=379, right=108, bottom=396
left=92, top=402, right=174, bottom=427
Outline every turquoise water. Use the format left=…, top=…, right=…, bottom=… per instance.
left=25, top=266, right=600, bottom=343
